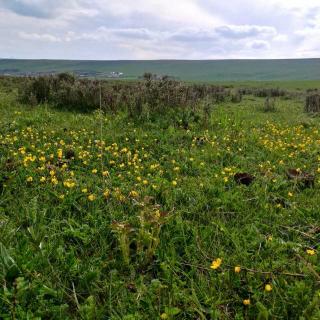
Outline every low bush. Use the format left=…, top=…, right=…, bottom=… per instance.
left=18, top=74, right=230, bottom=116
left=305, top=94, right=320, bottom=113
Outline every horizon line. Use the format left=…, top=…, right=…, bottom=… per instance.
left=1, top=57, right=320, bottom=62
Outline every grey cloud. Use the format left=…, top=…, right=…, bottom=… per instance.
left=111, top=28, right=154, bottom=40
left=168, top=25, right=277, bottom=43
left=169, top=29, right=217, bottom=42
left=249, top=40, right=270, bottom=50
left=0, top=0, right=96, bottom=19
left=215, top=25, right=277, bottom=39
left=0, top=0, right=64, bottom=18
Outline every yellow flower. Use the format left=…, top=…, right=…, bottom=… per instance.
left=26, top=176, right=33, bottom=182
left=142, top=179, right=148, bottom=185
left=288, top=192, right=293, bottom=197
left=160, top=313, right=168, bottom=320
left=243, top=299, right=250, bottom=306
left=40, top=176, right=46, bottom=182
left=82, top=188, right=88, bottom=193
left=51, top=177, right=58, bottom=185
left=63, top=180, right=76, bottom=188
left=172, top=180, right=177, bottom=186
left=59, top=194, right=65, bottom=200
left=88, top=194, right=96, bottom=201
left=102, top=170, right=109, bottom=177
left=265, top=284, right=272, bottom=292
left=129, top=190, right=139, bottom=198
left=210, top=258, right=222, bottom=270
left=223, top=177, right=229, bottom=183
left=103, top=189, right=111, bottom=198
left=306, top=249, right=316, bottom=256
left=57, top=149, right=63, bottom=159
left=92, top=169, right=98, bottom=174
left=234, top=266, right=241, bottom=273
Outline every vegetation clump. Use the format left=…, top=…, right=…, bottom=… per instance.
left=18, top=73, right=229, bottom=117
left=305, top=93, right=320, bottom=113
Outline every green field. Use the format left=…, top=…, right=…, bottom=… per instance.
left=1, top=58, right=320, bottom=81
left=0, top=78, right=320, bottom=319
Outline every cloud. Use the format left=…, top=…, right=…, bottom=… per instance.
left=0, top=0, right=319, bottom=59
left=19, top=31, right=61, bottom=42
left=0, top=0, right=64, bottom=18
left=249, top=40, right=270, bottom=50
left=169, top=25, right=277, bottom=44
left=0, top=0, right=98, bottom=19
left=215, top=25, right=277, bottom=39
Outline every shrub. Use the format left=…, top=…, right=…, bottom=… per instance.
left=17, top=74, right=231, bottom=116
left=230, top=89, right=242, bottom=103
left=263, top=97, right=277, bottom=112
left=305, top=94, right=320, bottom=113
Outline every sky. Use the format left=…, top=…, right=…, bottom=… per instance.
left=0, top=0, right=319, bottom=60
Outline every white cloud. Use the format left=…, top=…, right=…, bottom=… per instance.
left=19, top=31, right=62, bottom=42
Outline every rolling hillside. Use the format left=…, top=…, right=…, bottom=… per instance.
left=0, top=58, right=320, bottom=81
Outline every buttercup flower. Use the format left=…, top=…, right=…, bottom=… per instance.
left=210, top=258, right=222, bottom=270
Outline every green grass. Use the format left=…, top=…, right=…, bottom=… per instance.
left=0, top=83, right=320, bottom=319
left=1, top=58, right=320, bottom=82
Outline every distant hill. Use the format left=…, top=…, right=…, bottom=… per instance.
left=0, top=58, right=319, bottom=81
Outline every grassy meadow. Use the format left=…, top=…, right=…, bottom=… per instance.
left=0, top=77, right=320, bottom=319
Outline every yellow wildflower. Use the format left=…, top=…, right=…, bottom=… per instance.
left=243, top=299, right=250, bottom=306
left=265, top=284, right=272, bottom=292
left=306, top=249, right=316, bottom=256
left=63, top=180, right=76, bottom=188
left=210, top=258, right=222, bottom=270
left=88, top=194, right=96, bottom=201
left=57, top=149, right=63, bottom=159
left=129, top=190, right=139, bottom=198
left=103, top=189, right=111, bottom=198
left=102, top=171, right=109, bottom=177
left=234, top=266, right=241, bottom=273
